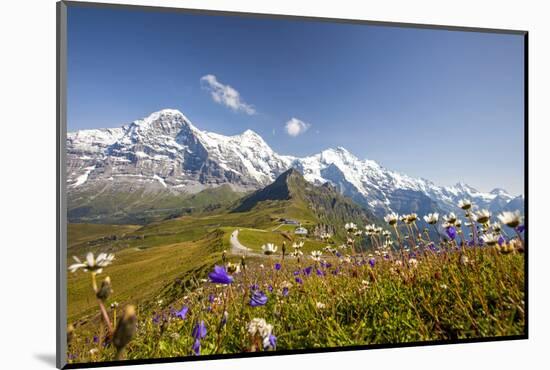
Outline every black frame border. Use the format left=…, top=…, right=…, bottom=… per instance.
left=56, top=1, right=529, bottom=369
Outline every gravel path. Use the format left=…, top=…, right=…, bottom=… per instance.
left=229, top=229, right=263, bottom=257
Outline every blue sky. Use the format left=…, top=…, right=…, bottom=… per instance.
left=67, top=5, right=525, bottom=195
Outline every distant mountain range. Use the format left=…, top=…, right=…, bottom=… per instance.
left=67, top=109, right=523, bottom=222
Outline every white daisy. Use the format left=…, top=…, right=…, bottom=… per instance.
left=261, top=243, right=278, bottom=255
left=423, top=213, right=439, bottom=225
left=384, top=213, right=399, bottom=226
left=68, top=252, right=115, bottom=274
left=497, top=210, right=522, bottom=228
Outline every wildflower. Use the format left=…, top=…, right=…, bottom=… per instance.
left=263, top=334, right=277, bottom=350
left=226, top=262, right=240, bottom=274
left=481, top=233, right=499, bottom=247
left=247, top=318, right=273, bottom=338
left=175, top=305, right=189, bottom=320
left=89, top=348, right=99, bottom=356
left=384, top=212, right=399, bottom=226
left=192, top=321, right=207, bottom=339
left=310, top=250, right=322, bottom=262
left=490, top=222, right=502, bottom=233
left=250, top=291, right=268, bottom=307
left=498, top=235, right=506, bottom=246
left=248, top=318, right=276, bottom=350
left=365, top=224, right=376, bottom=236
left=316, top=268, right=325, bottom=276
left=274, top=263, right=281, bottom=271
left=497, top=210, right=522, bottom=228
left=291, top=250, right=303, bottom=258
left=407, top=213, right=419, bottom=223
left=292, top=241, right=304, bottom=250
left=368, top=258, right=376, bottom=267
left=282, top=287, right=289, bottom=297
left=517, top=224, right=525, bottom=233
left=316, top=302, right=326, bottom=309
left=208, top=265, right=233, bottom=285
left=295, top=277, right=303, bottom=284
left=423, top=213, right=439, bottom=225
left=443, top=212, right=458, bottom=225
left=345, top=222, right=358, bottom=232
left=261, top=243, right=278, bottom=255
left=458, top=199, right=472, bottom=210
left=440, top=284, right=448, bottom=290
left=68, top=252, right=115, bottom=274
left=473, top=209, right=492, bottom=224
left=152, top=314, right=161, bottom=325
left=303, top=266, right=313, bottom=276
left=113, top=305, right=137, bottom=360
left=221, top=311, right=229, bottom=328
left=192, top=338, right=201, bottom=355
left=408, top=258, right=418, bottom=268
left=446, top=226, right=457, bottom=241
left=460, top=255, right=470, bottom=266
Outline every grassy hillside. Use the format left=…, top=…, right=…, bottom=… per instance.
left=68, top=184, right=245, bottom=224
left=68, top=224, right=141, bottom=249
left=232, top=169, right=373, bottom=237
left=237, top=228, right=327, bottom=253
left=66, top=246, right=525, bottom=364
left=67, top=230, right=225, bottom=322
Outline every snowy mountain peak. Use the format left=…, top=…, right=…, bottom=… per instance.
left=126, top=108, right=196, bottom=135
left=453, top=182, right=480, bottom=195
left=490, top=187, right=509, bottom=196
left=67, top=108, right=523, bottom=218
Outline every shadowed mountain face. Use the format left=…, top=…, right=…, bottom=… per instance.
left=68, top=109, right=523, bottom=223
left=232, top=169, right=294, bottom=212
left=233, top=169, right=373, bottom=230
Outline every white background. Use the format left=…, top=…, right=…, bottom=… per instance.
left=0, top=0, right=548, bottom=368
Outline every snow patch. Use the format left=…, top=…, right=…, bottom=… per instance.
left=72, top=166, right=95, bottom=187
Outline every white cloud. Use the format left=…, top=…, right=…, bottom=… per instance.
left=200, top=74, right=256, bottom=115
left=285, top=118, right=311, bottom=137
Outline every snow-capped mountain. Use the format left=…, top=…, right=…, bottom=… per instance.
left=67, top=109, right=522, bottom=217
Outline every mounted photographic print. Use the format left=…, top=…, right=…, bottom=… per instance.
left=57, top=1, right=528, bottom=368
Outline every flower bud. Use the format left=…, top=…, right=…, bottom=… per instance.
left=96, top=276, right=113, bottom=301
left=67, top=324, right=75, bottom=344
left=113, top=305, right=137, bottom=360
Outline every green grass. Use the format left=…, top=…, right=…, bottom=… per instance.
left=66, top=247, right=525, bottom=364
left=69, top=184, right=246, bottom=224
left=237, top=228, right=327, bottom=253
left=68, top=224, right=141, bottom=249
left=67, top=231, right=225, bottom=323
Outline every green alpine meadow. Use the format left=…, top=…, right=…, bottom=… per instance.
left=66, top=169, right=525, bottom=364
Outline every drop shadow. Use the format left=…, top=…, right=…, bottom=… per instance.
left=34, top=353, right=57, bottom=367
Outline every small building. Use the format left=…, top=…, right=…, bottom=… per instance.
left=295, top=227, right=308, bottom=235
